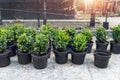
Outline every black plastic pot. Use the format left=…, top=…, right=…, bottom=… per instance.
left=71, top=50, right=87, bottom=65
left=87, top=41, right=93, bottom=53
left=32, top=53, right=48, bottom=69
left=7, top=41, right=18, bottom=57
left=103, top=22, right=109, bottom=30
left=17, top=51, right=31, bottom=64
left=110, top=41, right=120, bottom=54
left=0, top=50, right=11, bottom=67
left=53, top=49, right=68, bottom=64
left=94, top=50, right=111, bottom=68
left=67, top=40, right=73, bottom=50
left=47, top=46, right=51, bottom=58
left=96, top=40, right=109, bottom=51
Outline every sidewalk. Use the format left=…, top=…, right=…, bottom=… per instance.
left=0, top=38, right=120, bottom=80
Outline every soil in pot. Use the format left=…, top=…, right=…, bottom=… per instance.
left=53, top=49, right=68, bottom=64
left=17, top=51, right=31, bottom=64
left=0, top=50, right=11, bottom=67
left=110, top=41, right=120, bottom=54
left=96, top=40, right=109, bottom=51
left=94, top=50, right=111, bottom=68
left=71, top=49, right=87, bottom=65
left=32, top=53, right=48, bottom=69
left=87, top=41, right=93, bottom=53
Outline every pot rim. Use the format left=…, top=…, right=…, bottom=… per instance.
left=94, top=50, right=111, bottom=58
left=96, top=40, right=109, bottom=44
left=16, top=50, right=30, bottom=55
left=110, top=40, right=120, bottom=44
left=53, top=49, right=69, bottom=54
left=31, top=53, right=48, bottom=58
left=0, top=49, right=10, bottom=56
left=71, top=49, right=87, bottom=54
left=87, top=41, right=94, bottom=43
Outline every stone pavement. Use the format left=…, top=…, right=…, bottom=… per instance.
left=0, top=38, right=120, bottom=80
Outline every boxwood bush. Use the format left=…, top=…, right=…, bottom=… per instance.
left=53, top=29, right=70, bottom=51
left=0, top=29, right=7, bottom=53
left=95, top=27, right=107, bottom=42
left=81, top=28, right=93, bottom=43
left=17, top=33, right=34, bottom=53
left=112, top=25, right=120, bottom=43
left=33, top=34, right=49, bottom=56
left=72, top=34, right=87, bottom=52
left=11, top=24, right=25, bottom=40
left=2, top=25, right=14, bottom=43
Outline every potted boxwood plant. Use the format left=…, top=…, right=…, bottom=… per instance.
left=12, top=23, right=25, bottom=41
left=95, top=27, right=108, bottom=51
left=110, top=25, right=120, bottom=54
left=40, top=24, right=52, bottom=58
left=7, top=24, right=25, bottom=56
left=50, top=28, right=60, bottom=49
left=81, top=28, right=93, bottom=53
left=71, top=34, right=87, bottom=65
left=3, top=25, right=17, bottom=57
left=53, top=30, right=70, bottom=64
left=25, top=27, right=36, bottom=39
left=65, top=27, right=77, bottom=50
left=94, top=50, right=111, bottom=68
left=17, top=33, right=33, bottom=64
left=0, top=29, right=11, bottom=67
left=32, top=34, right=49, bottom=69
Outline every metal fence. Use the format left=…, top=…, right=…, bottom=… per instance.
left=0, top=0, right=75, bottom=19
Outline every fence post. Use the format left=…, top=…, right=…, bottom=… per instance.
left=43, top=0, right=47, bottom=25
left=0, top=9, right=2, bottom=25
left=37, top=0, right=40, bottom=29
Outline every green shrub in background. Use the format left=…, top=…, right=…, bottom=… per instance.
left=40, top=23, right=52, bottom=40
left=0, top=29, right=7, bottom=53
left=25, top=27, right=36, bottom=39
left=65, top=27, right=76, bottom=38
left=81, top=28, right=93, bottom=42
left=95, top=27, right=107, bottom=42
left=112, top=25, right=120, bottom=43
left=11, top=24, right=25, bottom=40
left=2, top=25, right=14, bottom=43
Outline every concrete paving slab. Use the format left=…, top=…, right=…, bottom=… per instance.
left=0, top=39, right=120, bottom=80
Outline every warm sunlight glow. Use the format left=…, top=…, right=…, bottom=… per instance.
left=85, top=0, right=93, bottom=3
left=84, top=0, right=93, bottom=6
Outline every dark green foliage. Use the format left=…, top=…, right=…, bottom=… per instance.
left=95, top=27, right=107, bottom=42
left=0, top=29, right=7, bottom=53
left=11, top=24, right=25, bottom=40
left=33, top=34, right=49, bottom=56
left=112, top=25, right=120, bottom=43
left=72, top=34, right=87, bottom=52
left=81, top=28, right=93, bottom=42
left=17, top=33, right=34, bottom=53
left=25, top=27, right=36, bottom=39
left=2, top=25, right=14, bottom=43
left=40, top=23, right=52, bottom=39
left=50, top=28, right=59, bottom=41
left=53, top=29, right=70, bottom=51
left=65, top=27, right=76, bottom=38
